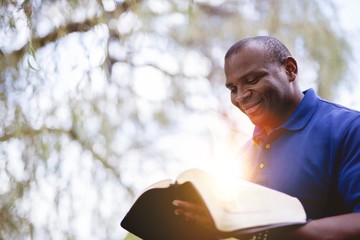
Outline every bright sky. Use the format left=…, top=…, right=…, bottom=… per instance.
left=333, top=0, right=360, bottom=109
left=336, top=0, right=360, bottom=31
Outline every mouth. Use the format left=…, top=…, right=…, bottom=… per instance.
left=242, top=100, right=263, bottom=116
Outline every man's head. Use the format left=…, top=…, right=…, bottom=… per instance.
left=225, top=36, right=291, bottom=66
left=224, top=36, right=303, bottom=133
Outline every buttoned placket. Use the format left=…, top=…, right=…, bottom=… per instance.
left=251, top=127, right=281, bottom=182
left=259, top=142, right=272, bottom=169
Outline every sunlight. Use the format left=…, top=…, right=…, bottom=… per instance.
left=211, top=161, right=240, bottom=202
left=205, top=117, right=247, bottom=202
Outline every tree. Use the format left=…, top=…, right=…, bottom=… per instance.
left=0, top=0, right=352, bottom=239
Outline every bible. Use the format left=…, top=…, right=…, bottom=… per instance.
left=120, top=168, right=306, bottom=239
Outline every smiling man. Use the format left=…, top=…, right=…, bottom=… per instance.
left=173, top=36, right=360, bottom=239
left=224, top=37, right=303, bottom=134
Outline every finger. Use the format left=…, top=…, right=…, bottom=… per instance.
left=172, top=200, right=213, bottom=227
left=173, top=200, right=194, bottom=209
left=172, top=200, right=205, bottom=214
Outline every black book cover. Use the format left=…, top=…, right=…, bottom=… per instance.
left=121, top=181, right=217, bottom=240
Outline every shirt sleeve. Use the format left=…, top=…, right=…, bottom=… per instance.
left=337, top=115, right=360, bottom=212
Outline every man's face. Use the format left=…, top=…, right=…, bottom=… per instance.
left=224, top=43, right=294, bottom=129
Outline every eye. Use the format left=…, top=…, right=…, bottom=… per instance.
left=246, top=76, right=260, bottom=84
left=228, top=86, right=237, bottom=94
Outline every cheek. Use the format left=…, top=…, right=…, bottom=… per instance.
left=230, top=94, right=235, bottom=104
left=230, top=94, right=237, bottom=106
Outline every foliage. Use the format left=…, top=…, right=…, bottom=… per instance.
left=0, top=0, right=351, bottom=239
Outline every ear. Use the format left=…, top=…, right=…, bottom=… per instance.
left=284, top=56, right=298, bottom=82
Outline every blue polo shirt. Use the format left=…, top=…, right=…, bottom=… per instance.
left=240, top=89, right=360, bottom=219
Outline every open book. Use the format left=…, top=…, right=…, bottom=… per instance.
left=121, top=168, right=306, bottom=239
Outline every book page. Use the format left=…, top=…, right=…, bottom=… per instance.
left=140, top=179, right=173, bottom=195
left=175, top=168, right=306, bottom=232
left=214, top=180, right=306, bottom=231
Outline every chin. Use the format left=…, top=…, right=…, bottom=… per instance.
left=249, top=116, right=266, bottom=127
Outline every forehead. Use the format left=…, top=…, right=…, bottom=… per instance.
left=226, top=42, right=266, bottom=65
left=225, top=43, right=267, bottom=76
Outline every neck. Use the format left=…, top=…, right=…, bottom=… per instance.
left=263, top=90, right=304, bottom=135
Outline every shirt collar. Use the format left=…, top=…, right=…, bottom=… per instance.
left=253, top=88, right=319, bottom=141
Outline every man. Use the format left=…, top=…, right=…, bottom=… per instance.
left=173, top=36, right=360, bottom=239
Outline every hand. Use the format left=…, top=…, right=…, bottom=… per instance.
left=172, top=199, right=215, bottom=229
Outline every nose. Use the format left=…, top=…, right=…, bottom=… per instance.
left=235, top=89, right=251, bottom=104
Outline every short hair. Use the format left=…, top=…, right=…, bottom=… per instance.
left=225, top=36, right=291, bottom=65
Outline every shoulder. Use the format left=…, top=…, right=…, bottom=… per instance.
left=315, top=100, right=360, bottom=155
left=316, top=98, right=360, bottom=126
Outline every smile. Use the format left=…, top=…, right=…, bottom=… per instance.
left=243, top=101, right=263, bottom=115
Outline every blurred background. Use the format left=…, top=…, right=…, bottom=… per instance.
left=1, top=0, right=359, bottom=239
